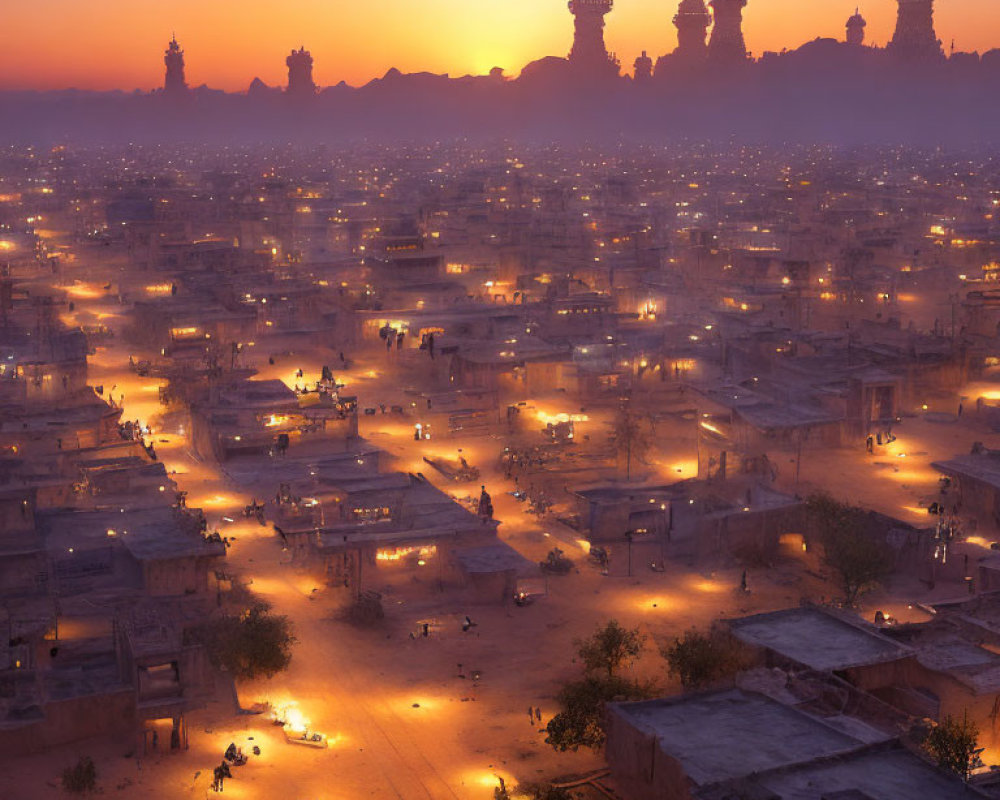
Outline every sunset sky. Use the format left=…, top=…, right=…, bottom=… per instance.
left=3, top=0, right=999, bottom=91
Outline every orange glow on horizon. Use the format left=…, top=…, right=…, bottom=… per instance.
left=1, top=0, right=998, bottom=91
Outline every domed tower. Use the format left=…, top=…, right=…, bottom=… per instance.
left=286, top=46, right=317, bottom=96
left=888, top=0, right=943, bottom=61
left=674, top=0, right=711, bottom=63
left=163, top=35, right=187, bottom=96
left=846, top=8, right=867, bottom=46
left=707, top=0, right=749, bottom=66
left=568, top=0, right=620, bottom=75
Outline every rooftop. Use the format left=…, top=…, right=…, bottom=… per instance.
left=719, top=744, right=980, bottom=800
left=611, top=689, right=878, bottom=786
left=933, top=454, right=1000, bottom=491
left=452, top=542, right=537, bottom=574
left=729, top=607, right=913, bottom=671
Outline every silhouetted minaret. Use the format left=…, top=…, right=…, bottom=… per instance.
left=888, top=0, right=943, bottom=61
left=163, top=35, right=187, bottom=96
left=674, top=0, right=711, bottom=63
left=846, top=8, right=867, bottom=46
left=286, top=46, right=317, bottom=96
left=707, top=0, right=748, bottom=66
left=633, top=51, right=653, bottom=82
left=568, top=0, right=619, bottom=75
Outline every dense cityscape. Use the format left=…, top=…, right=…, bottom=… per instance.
left=4, top=2, right=1000, bottom=799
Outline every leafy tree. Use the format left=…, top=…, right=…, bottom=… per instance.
left=576, top=619, right=645, bottom=678
left=61, top=756, right=96, bottom=794
left=514, top=782, right=571, bottom=800
left=805, top=493, right=893, bottom=606
left=924, top=713, right=980, bottom=781
left=196, top=601, right=296, bottom=680
left=545, top=675, right=651, bottom=752
left=662, top=627, right=751, bottom=689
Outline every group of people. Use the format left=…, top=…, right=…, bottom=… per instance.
left=275, top=483, right=302, bottom=508
left=116, top=417, right=157, bottom=459
left=292, top=365, right=343, bottom=400
left=243, top=498, right=266, bottom=525
left=99, top=382, right=126, bottom=409
left=378, top=325, right=407, bottom=353
left=210, top=742, right=250, bottom=792
left=508, top=480, right=552, bottom=515
left=118, top=418, right=146, bottom=442
left=864, top=428, right=897, bottom=454
left=419, top=331, right=436, bottom=358
left=500, top=446, right=552, bottom=478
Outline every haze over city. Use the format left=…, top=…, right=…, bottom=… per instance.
left=6, top=2, right=1000, bottom=800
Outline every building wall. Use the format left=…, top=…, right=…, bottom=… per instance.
left=605, top=705, right=694, bottom=800
left=142, top=557, right=211, bottom=596
left=0, top=687, right=136, bottom=755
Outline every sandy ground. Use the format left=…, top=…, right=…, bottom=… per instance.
left=5, top=231, right=997, bottom=797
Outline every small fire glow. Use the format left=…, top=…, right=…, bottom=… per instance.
left=535, top=410, right=588, bottom=426
left=376, top=545, right=436, bottom=562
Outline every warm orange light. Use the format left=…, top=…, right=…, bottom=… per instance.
left=535, top=409, right=588, bottom=426
left=376, top=545, right=436, bottom=562
left=7, top=0, right=992, bottom=93
left=63, top=283, right=102, bottom=299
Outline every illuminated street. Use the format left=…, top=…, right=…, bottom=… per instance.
left=7, top=14, right=1000, bottom=792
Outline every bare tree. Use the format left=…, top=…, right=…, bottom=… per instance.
left=612, top=395, right=651, bottom=481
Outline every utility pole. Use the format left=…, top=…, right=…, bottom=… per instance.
left=625, top=530, right=634, bottom=578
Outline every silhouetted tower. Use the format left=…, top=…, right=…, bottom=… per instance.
left=674, top=0, right=712, bottom=63
left=846, top=8, right=867, bottom=46
left=888, top=0, right=943, bottom=61
left=633, top=51, right=653, bottom=82
left=286, top=46, right=317, bottom=96
left=163, top=35, right=187, bottom=95
left=568, top=0, right=619, bottom=75
left=707, top=0, right=748, bottom=66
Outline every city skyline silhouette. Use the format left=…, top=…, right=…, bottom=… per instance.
left=3, top=0, right=1000, bottom=91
